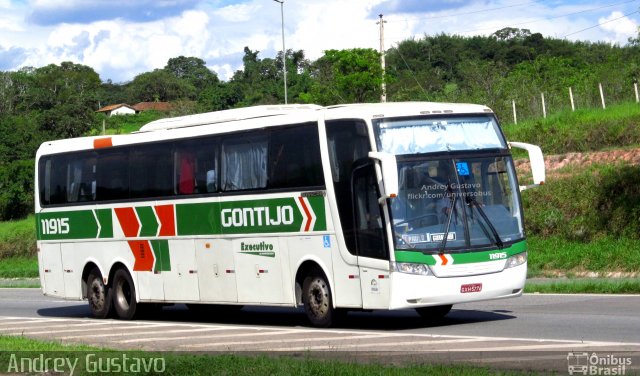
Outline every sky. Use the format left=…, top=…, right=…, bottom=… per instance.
left=0, top=0, right=638, bottom=83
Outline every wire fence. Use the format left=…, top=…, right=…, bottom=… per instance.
left=503, top=81, right=640, bottom=125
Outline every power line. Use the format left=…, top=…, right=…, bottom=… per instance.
left=563, top=9, right=639, bottom=37
left=452, top=0, right=638, bottom=36
left=384, top=1, right=541, bottom=23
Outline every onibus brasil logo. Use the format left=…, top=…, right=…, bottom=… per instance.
left=567, top=352, right=632, bottom=375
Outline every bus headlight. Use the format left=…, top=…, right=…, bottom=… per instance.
left=391, top=262, right=433, bottom=276
left=504, top=252, right=527, bottom=269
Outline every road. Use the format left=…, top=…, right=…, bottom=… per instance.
left=1, top=288, right=639, bottom=373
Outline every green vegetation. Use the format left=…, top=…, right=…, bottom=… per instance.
left=522, top=163, right=640, bottom=242
left=0, top=257, right=38, bottom=278
left=0, top=336, right=536, bottom=376
left=527, top=236, right=640, bottom=275
left=503, top=102, right=640, bottom=154
left=0, top=29, right=638, bottom=289
left=90, top=110, right=166, bottom=136
left=0, top=216, right=36, bottom=260
left=525, top=279, right=640, bottom=294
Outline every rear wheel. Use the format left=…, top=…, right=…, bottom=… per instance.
left=415, top=304, right=452, bottom=320
left=87, top=268, right=112, bottom=319
left=112, top=268, right=138, bottom=320
left=302, top=270, right=335, bottom=327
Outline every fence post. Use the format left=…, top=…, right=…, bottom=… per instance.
left=541, top=92, right=547, bottom=118
left=599, top=83, right=606, bottom=109
left=569, top=87, right=575, bottom=111
left=635, top=82, right=639, bottom=103
left=512, top=100, right=517, bottom=125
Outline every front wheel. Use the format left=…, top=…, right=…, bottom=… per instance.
left=87, top=268, right=112, bottom=319
left=415, top=304, right=453, bottom=320
left=302, top=270, right=335, bottom=327
left=112, top=268, right=138, bottom=320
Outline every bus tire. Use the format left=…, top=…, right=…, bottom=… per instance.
left=112, top=268, right=138, bottom=320
left=302, top=270, right=334, bottom=327
left=87, top=268, right=112, bottom=319
left=415, top=304, right=452, bottom=320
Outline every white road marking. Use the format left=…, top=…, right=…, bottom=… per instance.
left=116, top=326, right=242, bottom=343
left=179, top=333, right=403, bottom=349
left=281, top=337, right=490, bottom=352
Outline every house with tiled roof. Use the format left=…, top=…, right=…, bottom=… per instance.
left=133, top=102, right=174, bottom=112
left=96, top=103, right=137, bottom=117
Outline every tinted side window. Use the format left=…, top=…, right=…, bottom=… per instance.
left=96, top=149, right=129, bottom=201
left=130, top=143, right=173, bottom=199
left=39, top=156, right=67, bottom=205
left=268, top=124, right=324, bottom=189
left=326, top=120, right=371, bottom=254
left=66, top=152, right=97, bottom=203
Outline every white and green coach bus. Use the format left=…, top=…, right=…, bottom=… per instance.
left=35, top=102, right=545, bottom=327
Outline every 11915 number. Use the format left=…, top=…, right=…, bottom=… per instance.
left=40, top=218, right=70, bottom=235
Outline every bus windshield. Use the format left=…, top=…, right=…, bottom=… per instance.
left=376, top=115, right=506, bottom=154
left=373, top=114, right=522, bottom=253
left=389, top=156, right=523, bottom=252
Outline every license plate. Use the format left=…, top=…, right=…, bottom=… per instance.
left=460, top=283, right=482, bottom=293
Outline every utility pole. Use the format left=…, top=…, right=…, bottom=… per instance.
left=377, top=14, right=387, bottom=103
left=274, top=0, right=288, bottom=104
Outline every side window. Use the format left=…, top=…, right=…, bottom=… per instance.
left=66, top=152, right=97, bottom=203
left=130, top=143, right=173, bottom=199
left=353, top=163, right=388, bottom=260
left=326, top=120, right=372, bottom=255
left=96, top=149, right=129, bottom=201
left=175, top=137, right=219, bottom=195
left=222, top=134, right=267, bottom=191
left=268, top=124, right=324, bottom=190
left=39, top=154, right=73, bottom=205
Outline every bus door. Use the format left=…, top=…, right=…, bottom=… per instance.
left=351, top=162, right=391, bottom=309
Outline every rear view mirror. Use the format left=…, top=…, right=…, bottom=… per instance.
left=368, top=152, right=398, bottom=201
left=509, top=142, right=546, bottom=191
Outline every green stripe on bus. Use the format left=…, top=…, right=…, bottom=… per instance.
left=307, top=196, right=327, bottom=231
left=394, top=240, right=527, bottom=265
left=95, top=208, right=113, bottom=238
left=37, top=211, right=99, bottom=240
left=150, top=239, right=171, bottom=272
left=136, top=206, right=159, bottom=237
left=37, top=196, right=328, bottom=240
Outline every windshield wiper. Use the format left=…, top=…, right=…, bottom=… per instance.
left=438, top=192, right=457, bottom=253
left=465, top=194, right=503, bottom=249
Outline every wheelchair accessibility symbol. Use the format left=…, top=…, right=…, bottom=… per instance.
left=323, top=235, right=331, bottom=248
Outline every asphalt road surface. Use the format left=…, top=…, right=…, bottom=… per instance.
left=1, top=288, right=639, bottom=373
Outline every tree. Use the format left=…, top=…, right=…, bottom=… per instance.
left=493, top=27, right=532, bottom=41
left=25, top=62, right=101, bottom=138
left=165, top=56, right=219, bottom=89
left=127, top=69, right=196, bottom=102
left=302, top=48, right=383, bottom=105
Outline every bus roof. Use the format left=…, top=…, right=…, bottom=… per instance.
left=138, top=104, right=322, bottom=132
left=138, top=102, right=494, bottom=132
left=37, top=102, right=495, bottom=156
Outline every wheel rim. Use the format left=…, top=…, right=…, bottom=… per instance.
left=88, top=279, right=105, bottom=312
left=307, top=278, right=329, bottom=318
left=115, top=278, right=131, bottom=311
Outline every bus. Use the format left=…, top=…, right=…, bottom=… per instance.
left=35, top=102, right=545, bottom=327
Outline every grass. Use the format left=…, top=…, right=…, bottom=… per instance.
left=527, top=236, right=640, bottom=276
left=0, top=257, right=38, bottom=278
left=521, top=163, right=640, bottom=242
left=88, top=111, right=167, bottom=136
left=525, top=278, right=640, bottom=294
left=0, top=215, right=36, bottom=260
left=502, top=102, right=640, bottom=155
left=0, top=336, right=537, bottom=375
